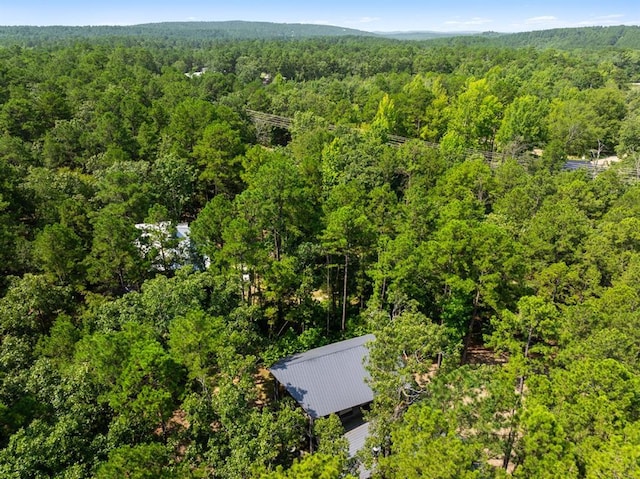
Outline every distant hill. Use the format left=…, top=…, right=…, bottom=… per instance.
left=378, top=25, right=640, bottom=49
left=0, top=21, right=378, bottom=44
left=377, top=31, right=477, bottom=41
left=1, top=21, right=639, bottom=50
left=482, top=25, right=640, bottom=49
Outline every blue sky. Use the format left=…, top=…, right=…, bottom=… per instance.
left=1, top=1, right=639, bottom=32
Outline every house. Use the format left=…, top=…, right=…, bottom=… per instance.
left=269, top=334, right=375, bottom=474
left=185, top=68, right=208, bottom=78
left=134, top=222, right=202, bottom=271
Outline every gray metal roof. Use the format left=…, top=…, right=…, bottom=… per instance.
left=345, top=421, right=372, bottom=478
left=269, top=334, right=375, bottom=419
left=345, top=421, right=370, bottom=458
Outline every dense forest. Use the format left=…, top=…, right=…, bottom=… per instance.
left=0, top=21, right=377, bottom=44
left=2, top=22, right=640, bottom=49
left=1, top=25, right=640, bottom=478
left=483, top=25, right=640, bottom=50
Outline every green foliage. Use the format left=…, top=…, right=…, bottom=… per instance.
left=94, top=443, right=173, bottom=479
left=483, top=25, right=640, bottom=50
left=513, top=405, right=578, bottom=479
left=0, top=418, right=89, bottom=479
left=488, top=295, right=559, bottom=364
left=85, top=204, right=147, bottom=293
left=547, top=96, right=601, bottom=158
left=193, top=121, right=245, bottom=197
left=107, top=340, right=184, bottom=436
left=0, top=274, right=72, bottom=338
left=259, top=453, right=354, bottom=479
left=1, top=30, right=640, bottom=479
left=496, top=95, right=548, bottom=154
left=366, top=310, right=456, bottom=457
left=441, top=78, right=502, bottom=155
left=378, top=402, right=483, bottom=479
left=313, top=414, right=349, bottom=460
left=527, top=357, right=640, bottom=473
left=260, top=327, right=323, bottom=364
left=168, top=309, right=237, bottom=389
left=34, top=314, right=81, bottom=366
left=33, top=223, right=85, bottom=284
left=584, top=422, right=640, bottom=478
left=151, top=153, right=197, bottom=220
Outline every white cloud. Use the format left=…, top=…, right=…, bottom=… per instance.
left=444, top=17, right=492, bottom=27
left=358, top=16, right=381, bottom=24
left=577, top=14, right=625, bottom=26
left=496, top=12, right=631, bottom=33
left=525, top=15, right=559, bottom=25
left=304, top=19, right=332, bottom=25
left=596, top=14, right=625, bottom=20
left=521, top=12, right=627, bottom=29
left=342, top=16, right=381, bottom=27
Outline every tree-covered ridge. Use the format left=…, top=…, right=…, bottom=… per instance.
left=0, top=35, right=640, bottom=478
left=2, top=22, right=640, bottom=50
left=374, top=25, right=640, bottom=50
left=0, top=21, right=376, bottom=45
left=376, top=31, right=473, bottom=41
left=389, top=25, right=640, bottom=50
left=481, top=24, right=640, bottom=50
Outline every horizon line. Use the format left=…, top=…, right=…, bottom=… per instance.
left=0, top=20, right=638, bottom=36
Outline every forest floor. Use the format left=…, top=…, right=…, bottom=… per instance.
left=464, top=345, right=507, bottom=365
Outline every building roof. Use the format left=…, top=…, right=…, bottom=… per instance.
left=269, top=334, right=375, bottom=419
left=134, top=222, right=194, bottom=271
left=345, top=421, right=372, bottom=478
left=175, top=223, right=190, bottom=239
left=345, top=421, right=370, bottom=458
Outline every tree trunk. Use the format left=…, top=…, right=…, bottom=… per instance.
left=342, top=253, right=349, bottom=331
left=159, top=410, right=167, bottom=444
left=503, top=324, right=535, bottom=470
left=461, top=288, right=482, bottom=364
left=273, top=227, right=281, bottom=261
left=326, top=254, right=331, bottom=333
left=502, top=410, right=519, bottom=470
left=381, top=276, right=387, bottom=304
left=519, top=324, right=534, bottom=393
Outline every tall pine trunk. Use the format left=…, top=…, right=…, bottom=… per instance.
left=342, top=253, right=349, bottom=331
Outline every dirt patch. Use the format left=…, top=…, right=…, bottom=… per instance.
left=464, top=345, right=507, bottom=365
left=254, top=366, right=276, bottom=407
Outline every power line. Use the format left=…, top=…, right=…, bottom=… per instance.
left=246, top=109, right=639, bottom=182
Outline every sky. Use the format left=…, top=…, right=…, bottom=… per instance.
left=1, top=0, right=639, bottom=33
